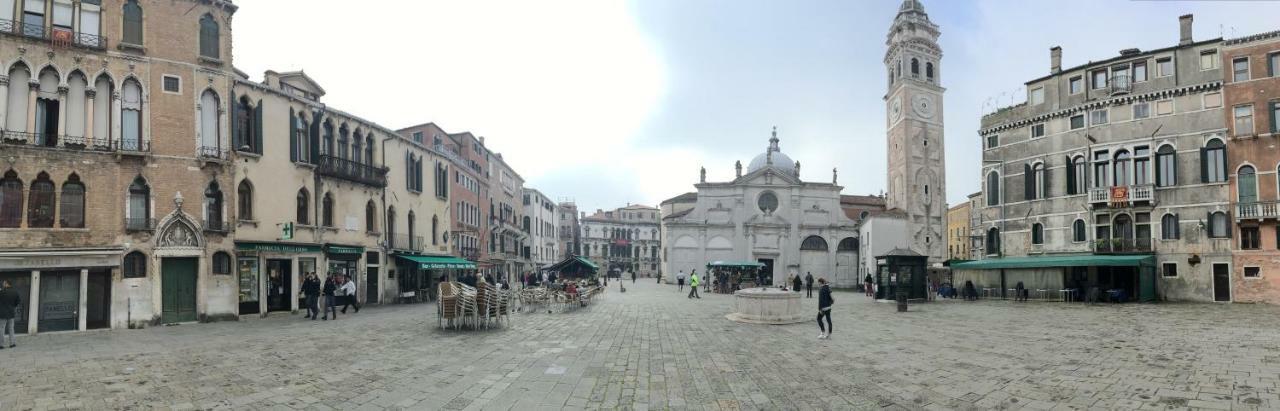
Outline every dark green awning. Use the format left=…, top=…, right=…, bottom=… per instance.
left=395, top=255, right=477, bottom=270
left=951, top=254, right=1154, bottom=270
left=547, top=256, right=599, bottom=274
left=706, top=261, right=765, bottom=268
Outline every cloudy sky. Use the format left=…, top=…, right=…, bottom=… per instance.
left=232, top=0, right=1280, bottom=213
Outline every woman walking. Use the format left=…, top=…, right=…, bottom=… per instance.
left=817, top=278, right=833, bottom=339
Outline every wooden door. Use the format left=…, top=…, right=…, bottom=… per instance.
left=1212, top=263, right=1231, bottom=302
left=161, top=258, right=198, bottom=323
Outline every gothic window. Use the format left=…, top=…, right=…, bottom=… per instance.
left=1072, top=219, right=1086, bottom=242
left=432, top=215, right=439, bottom=245
left=237, top=180, right=253, bottom=221
left=6, top=64, right=30, bottom=135
left=122, top=0, right=142, bottom=45
left=351, top=131, right=363, bottom=164
left=337, top=125, right=349, bottom=160
left=322, top=121, right=334, bottom=156
left=800, top=236, right=828, bottom=251
left=365, top=136, right=374, bottom=165
left=1031, top=223, right=1044, bottom=245
left=366, top=200, right=376, bottom=232
left=199, top=90, right=220, bottom=151
left=386, top=206, right=396, bottom=242
left=127, top=176, right=150, bottom=230
left=60, top=173, right=85, bottom=228
left=123, top=251, right=146, bottom=278
left=296, top=188, right=309, bottom=225
left=986, top=228, right=1000, bottom=255
left=322, top=192, right=334, bottom=227
left=27, top=172, right=55, bottom=228
left=35, top=69, right=61, bottom=147
left=122, top=79, right=143, bottom=148
left=199, top=13, right=219, bottom=59
left=204, top=182, right=223, bottom=228
left=408, top=211, right=416, bottom=249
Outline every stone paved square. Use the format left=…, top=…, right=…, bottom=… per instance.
left=2, top=281, right=1280, bottom=410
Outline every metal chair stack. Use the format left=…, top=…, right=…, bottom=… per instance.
left=437, top=281, right=460, bottom=329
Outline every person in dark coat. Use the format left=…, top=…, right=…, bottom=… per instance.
left=301, top=273, right=321, bottom=320
left=804, top=272, right=815, bottom=298
left=322, top=275, right=338, bottom=320
left=963, top=280, right=978, bottom=301
left=1015, top=281, right=1027, bottom=302
left=864, top=274, right=875, bottom=297
left=816, top=278, right=833, bottom=339
left=792, top=274, right=803, bottom=293
left=0, top=280, right=20, bottom=348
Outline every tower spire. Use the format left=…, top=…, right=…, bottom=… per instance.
left=769, top=126, right=780, bottom=152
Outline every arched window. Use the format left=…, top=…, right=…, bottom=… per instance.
left=122, top=0, right=143, bottom=45
left=911, top=58, right=920, bottom=77
left=926, top=62, right=934, bottom=79
left=1113, top=214, right=1134, bottom=242
left=199, top=13, right=219, bottom=59
left=1072, top=219, right=1086, bottom=242
left=365, top=136, right=374, bottom=165
left=205, top=181, right=223, bottom=229
left=36, top=68, right=61, bottom=146
left=1238, top=165, right=1258, bottom=204
left=386, top=206, right=396, bottom=243
left=1031, top=223, right=1044, bottom=245
left=1113, top=150, right=1131, bottom=186
left=837, top=237, right=857, bottom=251
left=322, top=192, right=334, bottom=227
left=1026, top=163, right=1045, bottom=200
left=292, top=112, right=310, bottom=163
left=1067, top=155, right=1086, bottom=195
left=365, top=200, right=376, bottom=232
left=351, top=131, right=363, bottom=164
left=1161, top=214, right=1180, bottom=240
left=800, top=235, right=828, bottom=251
left=122, top=79, right=142, bottom=149
left=296, top=188, right=309, bottom=225
left=127, top=176, right=150, bottom=230
left=235, top=97, right=255, bottom=152
left=93, top=75, right=113, bottom=144
left=1202, top=139, right=1226, bottom=183
left=27, top=172, right=55, bottom=228
left=6, top=64, right=30, bottom=134
left=1209, top=211, right=1228, bottom=238
left=432, top=215, right=439, bottom=245
left=211, top=251, right=231, bottom=275
left=337, top=125, right=349, bottom=160
left=322, top=122, right=334, bottom=156
left=986, top=171, right=1000, bottom=206
left=199, top=90, right=220, bottom=152
left=60, top=173, right=85, bottom=228
left=66, top=72, right=87, bottom=139
left=123, top=251, right=147, bottom=278
left=0, top=170, right=21, bottom=228
left=237, top=180, right=253, bottom=221
left=407, top=210, right=417, bottom=250
left=986, top=228, right=1000, bottom=255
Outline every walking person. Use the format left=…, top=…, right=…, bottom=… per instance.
left=677, top=270, right=686, bottom=292
left=340, top=275, right=360, bottom=313
left=817, top=278, right=833, bottom=339
left=632, top=271, right=636, bottom=283
left=322, top=275, right=338, bottom=320
left=805, top=272, right=815, bottom=298
left=864, top=274, right=875, bottom=298
left=0, top=280, right=19, bottom=348
left=687, top=271, right=701, bottom=299
left=301, top=273, right=321, bottom=320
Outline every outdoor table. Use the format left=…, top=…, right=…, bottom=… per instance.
left=1034, top=289, right=1049, bottom=300
left=983, top=288, right=998, bottom=299
left=1058, top=289, right=1077, bottom=302
left=1006, top=288, right=1017, bottom=300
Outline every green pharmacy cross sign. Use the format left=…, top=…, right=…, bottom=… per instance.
left=281, top=222, right=294, bottom=240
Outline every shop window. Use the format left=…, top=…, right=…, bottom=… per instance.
left=212, top=251, right=231, bottom=274
left=123, top=251, right=146, bottom=278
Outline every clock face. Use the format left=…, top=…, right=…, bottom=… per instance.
left=890, top=99, right=902, bottom=121
left=913, top=95, right=935, bottom=118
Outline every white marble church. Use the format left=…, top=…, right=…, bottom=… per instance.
left=661, top=130, right=866, bottom=287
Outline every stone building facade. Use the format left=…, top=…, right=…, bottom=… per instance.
left=1222, top=31, right=1280, bottom=303
left=582, top=204, right=661, bottom=278
left=488, top=153, right=528, bottom=283
left=523, top=188, right=558, bottom=269
left=964, top=15, right=1232, bottom=302
left=946, top=200, right=970, bottom=261
left=557, top=201, right=579, bottom=260
left=0, top=0, right=239, bottom=332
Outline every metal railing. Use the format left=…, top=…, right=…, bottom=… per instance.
left=3, top=131, right=132, bottom=153
left=198, top=146, right=229, bottom=160
left=1088, top=184, right=1154, bottom=205
left=0, top=19, right=107, bottom=50
left=124, top=217, right=155, bottom=232
left=1236, top=201, right=1280, bottom=220
left=458, top=247, right=480, bottom=260
left=1093, top=237, right=1153, bottom=254
left=119, top=138, right=149, bottom=153
left=317, top=155, right=388, bottom=187
left=390, top=234, right=424, bottom=252
left=1110, top=74, right=1132, bottom=95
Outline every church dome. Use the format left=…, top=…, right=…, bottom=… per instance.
left=745, top=127, right=797, bottom=175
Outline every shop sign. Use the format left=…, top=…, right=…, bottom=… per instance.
left=0, top=253, right=118, bottom=270
left=235, top=242, right=322, bottom=254
left=325, top=244, right=365, bottom=256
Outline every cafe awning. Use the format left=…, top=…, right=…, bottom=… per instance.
left=951, top=254, right=1155, bottom=270
left=547, top=256, right=599, bottom=273
left=395, top=255, right=477, bottom=270
left=706, top=260, right=765, bottom=268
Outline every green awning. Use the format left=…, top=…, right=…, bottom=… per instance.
left=574, top=257, right=598, bottom=270
left=547, top=256, right=599, bottom=273
left=395, top=255, right=476, bottom=270
left=951, top=254, right=1155, bottom=270
left=707, top=261, right=765, bottom=268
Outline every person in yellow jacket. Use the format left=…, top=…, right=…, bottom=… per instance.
left=687, top=271, right=701, bottom=299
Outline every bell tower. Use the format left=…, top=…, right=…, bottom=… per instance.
left=884, top=0, right=946, bottom=264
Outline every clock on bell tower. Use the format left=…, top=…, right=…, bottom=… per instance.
left=884, top=0, right=947, bottom=264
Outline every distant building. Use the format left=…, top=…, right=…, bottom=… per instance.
left=581, top=205, right=661, bottom=278
left=947, top=200, right=972, bottom=261
left=558, top=201, right=581, bottom=259
left=522, top=188, right=559, bottom=269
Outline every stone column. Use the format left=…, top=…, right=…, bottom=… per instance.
left=28, top=270, right=39, bottom=335
left=26, top=81, right=38, bottom=134
left=109, top=90, right=121, bottom=145
left=56, top=85, right=68, bottom=145
left=79, top=268, right=88, bottom=331
left=0, top=77, right=9, bottom=131
left=84, top=89, right=95, bottom=143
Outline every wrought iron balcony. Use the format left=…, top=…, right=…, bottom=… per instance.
left=389, top=234, right=424, bottom=252
left=317, top=155, right=388, bottom=188
left=1110, top=74, right=1132, bottom=95
left=124, top=217, right=155, bottom=232
left=1093, top=237, right=1153, bottom=254
left=1088, top=184, right=1154, bottom=206
left=458, top=247, right=480, bottom=260
left=0, top=19, right=107, bottom=50
left=198, top=146, right=229, bottom=161
left=3, top=131, right=123, bottom=153
left=118, top=138, right=150, bottom=153
left=1236, top=201, right=1280, bottom=220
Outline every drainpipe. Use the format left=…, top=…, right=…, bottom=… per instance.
left=381, top=134, right=393, bottom=283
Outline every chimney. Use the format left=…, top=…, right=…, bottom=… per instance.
left=1179, top=14, right=1193, bottom=45
left=1050, top=46, right=1062, bottom=74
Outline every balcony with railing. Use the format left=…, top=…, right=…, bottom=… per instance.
left=389, top=234, right=424, bottom=252
left=458, top=247, right=480, bottom=260
left=1088, top=184, right=1154, bottom=206
left=124, top=217, right=155, bottom=232
left=0, top=19, right=107, bottom=50
left=1093, top=237, right=1153, bottom=254
left=2, top=131, right=145, bottom=154
left=198, top=146, right=229, bottom=161
left=317, top=155, right=388, bottom=188
left=1110, top=74, right=1132, bottom=95
left=1236, top=201, right=1280, bottom=220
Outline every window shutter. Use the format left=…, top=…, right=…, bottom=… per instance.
left=1024, top=164, right=1033, bottom=200
left=1171, top=151, right=1178, bottom=186
left=1205, top=212, right=1213, bottom=238
left=1174, top=213, right=1180, bottom=239
left=1199, top=147, right=1209, bottom=183
left=288, top=108, right=297, bottom=163
left=309, top=112, right=322, bottom=162
left=1220, top=145, right=1229, bottom=182
left=1042, top=164, right=1051, bottom=198
left=1226, top=211, right=1233, bottom=238
left=1271, top=101, right=1278, bottom=134
left=1065, top=156, right=1076, bottom=195
left=254, top=100, right=264, bottom=154
left=229, top=91, right=239, bottom=150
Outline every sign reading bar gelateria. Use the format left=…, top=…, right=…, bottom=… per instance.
left=235, top=242, right=322, bottom=254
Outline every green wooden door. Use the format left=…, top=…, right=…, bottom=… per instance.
left=161, top=258, right=198, bottom=323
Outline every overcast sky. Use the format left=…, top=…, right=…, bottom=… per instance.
left=232, top=0, right=1280, bottom=214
